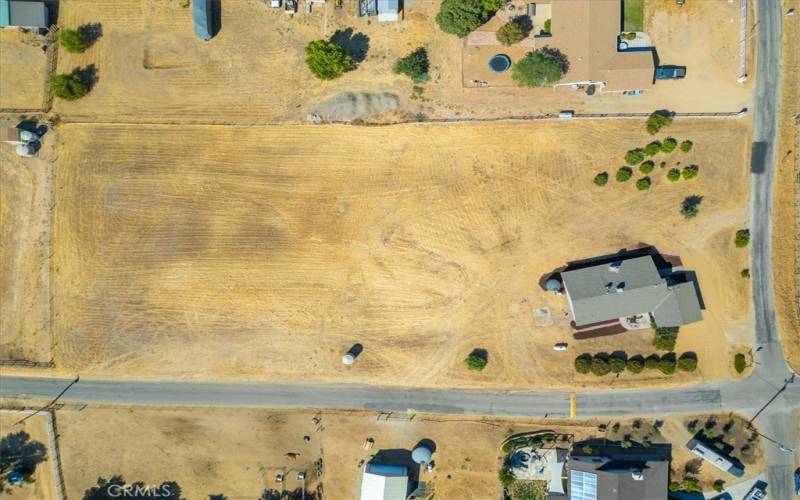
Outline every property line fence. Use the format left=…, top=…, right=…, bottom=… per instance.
left=0, top=359, right=54, bottom=369
left=738, top=0, right=748, bottom=81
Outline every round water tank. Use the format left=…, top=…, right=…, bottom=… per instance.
left=545, top=278, right=562, bottom=293
left=342, top=353, right=355, bottom=365
left=412, top=446, right=432, bottom=464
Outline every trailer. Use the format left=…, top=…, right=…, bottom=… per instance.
left=285, top=0, right=297, bottom=14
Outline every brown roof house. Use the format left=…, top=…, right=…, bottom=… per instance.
left=533, top=0, right=655, bottom=92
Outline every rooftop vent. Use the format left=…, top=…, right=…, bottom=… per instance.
left=608, top=261, right=622, bottom=273
left=615, top=282, right=625, bottom=293
left=631, top=470, right=644, bottom=481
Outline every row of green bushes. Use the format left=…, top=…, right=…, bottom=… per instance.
left=593, top=164, right=699, bottom=187
left=625, top=139, right=693, bottom=165
left=574, top=352, right=697, bottom=376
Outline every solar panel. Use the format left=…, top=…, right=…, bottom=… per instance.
left=570, top=470, right=598, bottom=500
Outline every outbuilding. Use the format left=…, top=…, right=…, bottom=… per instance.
left=376, top=0, right=400, bottom=22
left=0, top=0, right=49, bottom=30
left=360, top=462, right=409, bottom=500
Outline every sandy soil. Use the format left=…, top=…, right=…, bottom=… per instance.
left=48, top=119, right=751, bottom=388
left=0, top=144, right=53, bottom=364
left=773, top=0, right=800, bottom=373
left=0, top=411, right=58, bottom=499
left=51, top=0, right=752, bottom=123
left=0, top=30, right=48, bottom=110
left=53, top=406, right=750, bottom=500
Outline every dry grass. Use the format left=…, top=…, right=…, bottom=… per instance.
left=50, top=0, right=752, bottom=123
left=773, top=0, right=800, bottom=373
left=0, top=147, right=52, bottom=364
left=0, top=411, right=57, bottom=500
left=49, top=119, right=751, bottom=387
left=54, top=406, right=747, bottom=500
left=0, top=30, right=47, bottom=110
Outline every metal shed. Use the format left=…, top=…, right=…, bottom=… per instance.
left=0, top=0, right=49, bottom=29
left=377, top=0, right=399, bottom=22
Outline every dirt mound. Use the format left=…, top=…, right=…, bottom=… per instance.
left=310, top=92, right=404, bottom=122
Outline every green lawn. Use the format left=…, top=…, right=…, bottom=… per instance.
left=623, top=0, right=645, bottom=32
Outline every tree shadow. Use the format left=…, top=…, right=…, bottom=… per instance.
left=414, top=438, right=437, bottom=454
left=469, top=348, right=488, bottom=363
left=539, top=46, right=569, bottom=73
left=73, top=64, right=99, bottom=92
left=347, top=343, right=363, bottom=358
left=0, top=431, right=47, bottom=488
left=512, top=15, right=533, bottom=36
left=330, top=28, right=370, bottom=64
left=78, top=22, right=103, bottom=47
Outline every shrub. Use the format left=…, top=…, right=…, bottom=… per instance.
left=481, top=0, right=505, bottom=11
left=658, top=356, right=676, bottom=374
left=666, top=168, right=681, bottom=181
left=652, top=325, right=678, bottom=351
left=734, top=353, right=747, bottom=373
left=498, top=466, right=515, bottom=488
left=741, top=268, right=750, bottom=278
left=593, top=172, right=609, bottom=186
left=680, top=140, right=693, bottom=152
left=543, top=18, right=551, bottom=34
left=305, top=40, right=355, bottom=80
left=644, top=141, right=661, bottom=156
left=609, top=357, right=626, bottom=373
left=574, top=354, right=592, bottom=374
left=661, top=137, right=677, bottom=153
left=646, top=112, right=672, bottom=134
left=644, top=355, right=660, bottom=370
left=501, top=441, right=514, bottom=453
left=59, top=28, right=87, bottom=53
left=639, top=161, right=654, bottom=174
left=681, top=164, right=699, bottom=180
left=465, top=351, right=488, bottom=371
left=590, top=356, right=611, bottom=376
left=626, top=358, right=644, bottom=373
left=623, top=32, right=637, bottom=40
left=713, top=480, right=725, bottom=492
left=436, top=0, right=490, bottom=37
left=511, top=49, right=566, bottom=87
left=394, top=47, right=429, bottom=82
left=615, top=168, right=633, bottom=184
left=625, top=149, right=645, bottom=165
left=677, top=353, right=697, bottom=372
left=581, top=444, right=593, bottom=454
left=734, top=229, right=750, bottom=247
left=668, top=482, right=680, bottom=492
left=680, top=195, right=703, bottom=219
left=496, top=18, right=528, bottom=46
left=49, top=72, right=88, bottom=101
left=635, top=177, right=652, bottom=191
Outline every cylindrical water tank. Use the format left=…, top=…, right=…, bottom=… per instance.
left=412, top=446, right=432, bottom=464
left=342, top=353, right=355, bottom=365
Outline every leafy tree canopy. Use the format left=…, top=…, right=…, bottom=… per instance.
left=305, top=40, right=355, bottom=80
left=511, top=49, right=566, bottom=87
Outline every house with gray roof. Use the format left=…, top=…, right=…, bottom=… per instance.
left=560, top=254, right=702, bottom=328
left=567, top=453, right=669, bottom=500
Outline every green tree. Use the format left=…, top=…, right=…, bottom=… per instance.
left=590, top=356, right=611, bottom=376
left=49, top=72, right=88, bottom=101
left=616, top=166, right=633, bottom=182
left=646, top=112, right=672, bottom=134
left=481, top=0, right=506, bottom=12
left=608, top=357, right=626, bottom=373
left=644, top=355, right=660, bottom=369
left=652, top=325, right=678, bottom=351
left=677, top=353, right=697, bottom=372
left=574, top=354, right=592, bottom=373
left=635, top=177, right=652, bottom=191
left=680, top=140, right=693, bottom=152
left=511, top=49, right=566, bottom=87
left=305, top=40, right=355, bottom=80
left=713, top=479, right=725, bottom=492
left=644, top=141, right=661, bottom=156
left=681, top=164, right=699, bottom=180
left=639, top=161, right=654, bottom=174
left=661, top=137, right=677, bottom=153
left=436, top=0, right=488, bottom=37
left=59, top=28, right=87, bottom=53
left=626, top=358, right=644, bottom=373
left=498, top=466, right=515, bottom=489
left=394, top=47, right=429, bottom=82
left=496, top=18, right=528, bottom=46
left=625, top=149, right=645, bottom=165
left=593, top=172, right=609, bottom=186
left=666, top=168, right=681, bottom=181
left=740, top=268, right=750, bottom=279
left=734, top=353, right=747, bottom=373
left=734, top=229, right=750, bottom=247
left=658, top=356, right=676, bottom=374
left=680, top=195, right=702, bottom=219
left=465, top=352, right=488, bottom=371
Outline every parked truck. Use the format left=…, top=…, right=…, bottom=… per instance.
left=655, top=65, right=687, bottom=79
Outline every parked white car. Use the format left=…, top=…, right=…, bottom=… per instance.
left=553, top=343, right=568, bottom=351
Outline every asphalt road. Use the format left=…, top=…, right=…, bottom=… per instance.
left=1, top=0, right=796, bottom=497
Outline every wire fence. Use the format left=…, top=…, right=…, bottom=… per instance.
left=0, top=359, right=54, bottom=369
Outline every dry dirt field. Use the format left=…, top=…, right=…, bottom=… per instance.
left=0, top=144, right=53, bottom=364
left=52, top=406, right=762, bottom=500
left=51, top=0, right=752, bottom=123
left=49, top=119, right=752, bottom=387
left=0, top=411, right=58, bottom=499
left=0, top=30, right=48, bottom=110
left=773, top=0, right=800, bottom=373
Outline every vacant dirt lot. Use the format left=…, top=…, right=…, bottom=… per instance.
left=55, top=406, right=755, bottom=500
left=0, top=145, right=53, bottom=364
left=0, top=411, right=57, bottom=500
left=52, top=0, right=752, bottom=123
left=0, top=30, right=48, bottom=110
left=49, top=120, right=751, bottom=387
